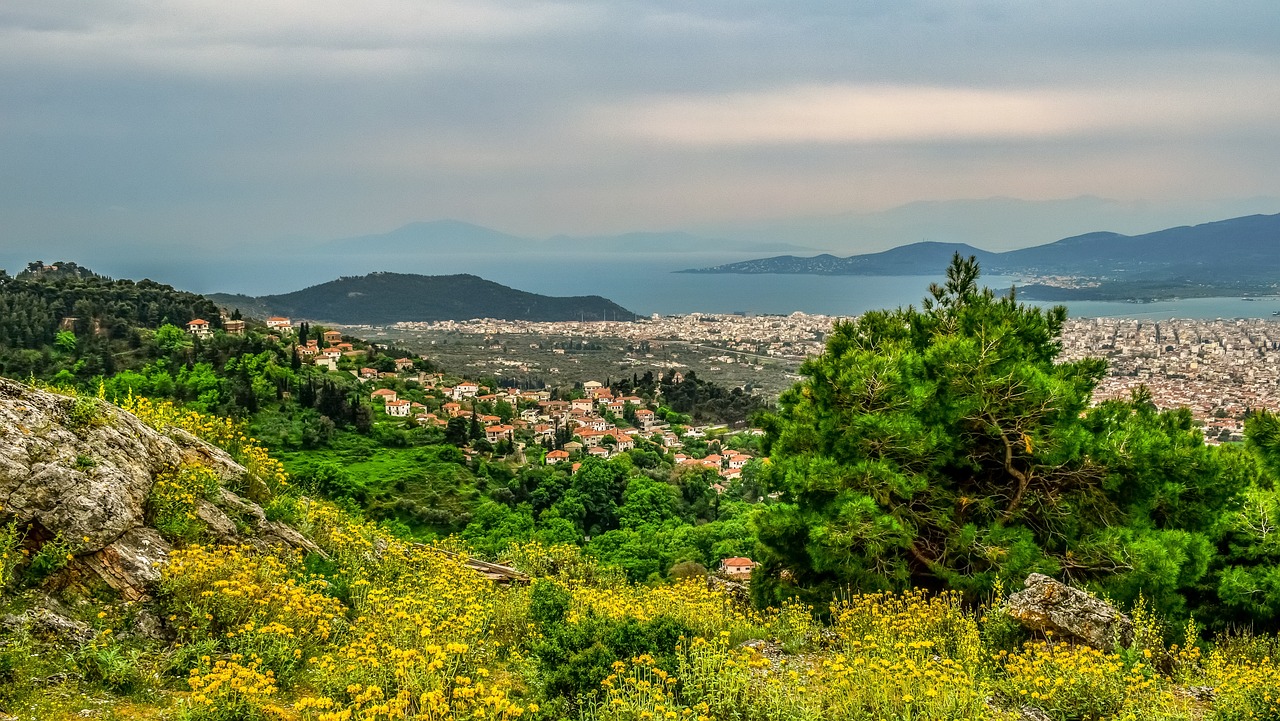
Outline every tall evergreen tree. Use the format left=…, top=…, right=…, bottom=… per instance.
left=755, top=254, right=1245, bottom=617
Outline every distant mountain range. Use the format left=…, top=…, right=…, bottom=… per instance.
left=209, top=272, right=636, bottom=324
left=681, top=213, right=1280, bottom=301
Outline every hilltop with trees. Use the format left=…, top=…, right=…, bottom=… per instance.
left=209, top=272, right=637, bottom=324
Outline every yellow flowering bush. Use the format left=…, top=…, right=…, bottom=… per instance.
left=147, top=463, right=222, bottom=542
left=594, top=625, right=989, bottom=721
left=996, top=642, right=1135, bottom=719
left=293, top=503, right=531, bottom=717
left=504, top=541, right=625, bottom=586
left=184, top=656, right=285, bottom=721
left=831, top=588, right=982, bottom=669
left=1205, top=645, right=1280, bottom=721
left=161, top=544, right=345, bottom=680
left=569, top=579, right=766, bottom=640
left=593, top=654, right=695, bottom=721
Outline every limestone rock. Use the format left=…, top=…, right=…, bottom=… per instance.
left=1, top=606, right=95, bottom=645
left=0, top=378, right=315, bottom=599
left=0, top=380, right=177, bottom=549
left=77, top=527, right=171, bottom=602
left=707, top=574, right=750, bottom=606
left=1005, top=573, right=1133, bottom=649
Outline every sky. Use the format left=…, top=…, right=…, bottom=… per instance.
left=3, top=0, right=1280, bottom=263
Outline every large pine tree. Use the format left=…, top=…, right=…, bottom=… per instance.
left=755, top=254, right=1245, bottom=617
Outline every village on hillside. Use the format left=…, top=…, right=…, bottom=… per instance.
left=190, top=313, right=765, bottom=489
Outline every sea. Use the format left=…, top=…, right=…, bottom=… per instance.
left=34, top=250, right=1280, bottom=322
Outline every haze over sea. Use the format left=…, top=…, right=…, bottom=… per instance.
left=56, top=249, right=1280, bottom=322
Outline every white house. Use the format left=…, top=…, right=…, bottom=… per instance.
left=719, top=557, right=756, bottom=580
left=385, top=400, right=411, bottom=417
left=186, top=319, right=211, bottom=336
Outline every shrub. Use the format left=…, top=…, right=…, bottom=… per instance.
left=147, top=464, right=222, bottom=543
left=182, top=656, right=281, bottom=721
left=529, top=579, right=572, bottom=629
left=25, top=532, right=72, bottom=586
left=0, top=519, right=22, bottom=592
left=67, top=395, right=105, bottom=430
left=75, top=631, right=145, bottom=695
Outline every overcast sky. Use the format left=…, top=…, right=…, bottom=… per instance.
left=3, top=0, right=1280, bottom=256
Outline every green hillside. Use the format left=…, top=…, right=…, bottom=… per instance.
left=0, top=260, right=222, bottom=379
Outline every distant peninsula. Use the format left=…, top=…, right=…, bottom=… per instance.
left=680, top=213, right=1280, bottom=301
left=208, top=272, right=636, bottom=324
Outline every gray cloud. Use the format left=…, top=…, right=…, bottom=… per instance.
left=1, top=0, right=1278, bottom=262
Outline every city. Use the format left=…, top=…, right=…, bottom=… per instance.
left=354, top=313, right=1280, bottom=443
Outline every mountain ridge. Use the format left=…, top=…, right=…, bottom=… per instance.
left=681, top=213, right=1280, bottom=299
left=208, top=271, right=637, bottom=324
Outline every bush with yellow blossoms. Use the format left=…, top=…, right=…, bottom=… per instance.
left=1204, top=639, right=1280, bottom=721
left=183, top=655, right=285, bottom=721
left=161, top=544, right=346, bottom=681
left=147, top=463, right=223, bottom=542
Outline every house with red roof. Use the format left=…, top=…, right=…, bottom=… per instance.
left=370, top=388, right=398, bottom=403
left=719, top=557, right=756, bottom=580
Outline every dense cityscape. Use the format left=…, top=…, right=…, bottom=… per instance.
left=367, top=313, right=1280, bottom=442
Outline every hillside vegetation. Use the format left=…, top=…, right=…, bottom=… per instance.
left=2, top=257, right=1280, bottom=720
left=0, top=261, right=221, bottom=380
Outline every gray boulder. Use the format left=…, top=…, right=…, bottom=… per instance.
left=1005, top=573, right=1133, bottom=649
left=1, top=606, right=95, bottom=645
left=0, top=378, right=313, bottom=599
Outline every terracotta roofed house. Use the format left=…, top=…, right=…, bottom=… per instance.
left=719, top=557, right=756, bottom=580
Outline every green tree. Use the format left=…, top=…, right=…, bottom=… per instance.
left=755, top=254, right=1242, bottom=615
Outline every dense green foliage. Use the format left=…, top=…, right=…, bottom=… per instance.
left=755, top=255, right=1277, bottom=629
left=614, top=369, right=769, bottom=425
left=0, top=261, right=220, bottom=379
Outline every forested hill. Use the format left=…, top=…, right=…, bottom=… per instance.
left=208, top=272, right=637, bottom=324
left=0, top=260, right=220, bottom=378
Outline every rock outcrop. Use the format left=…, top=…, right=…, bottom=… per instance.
left=1005, top=573, right=1133, bottom=649
left=0, top=378, right=312, bottom=600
